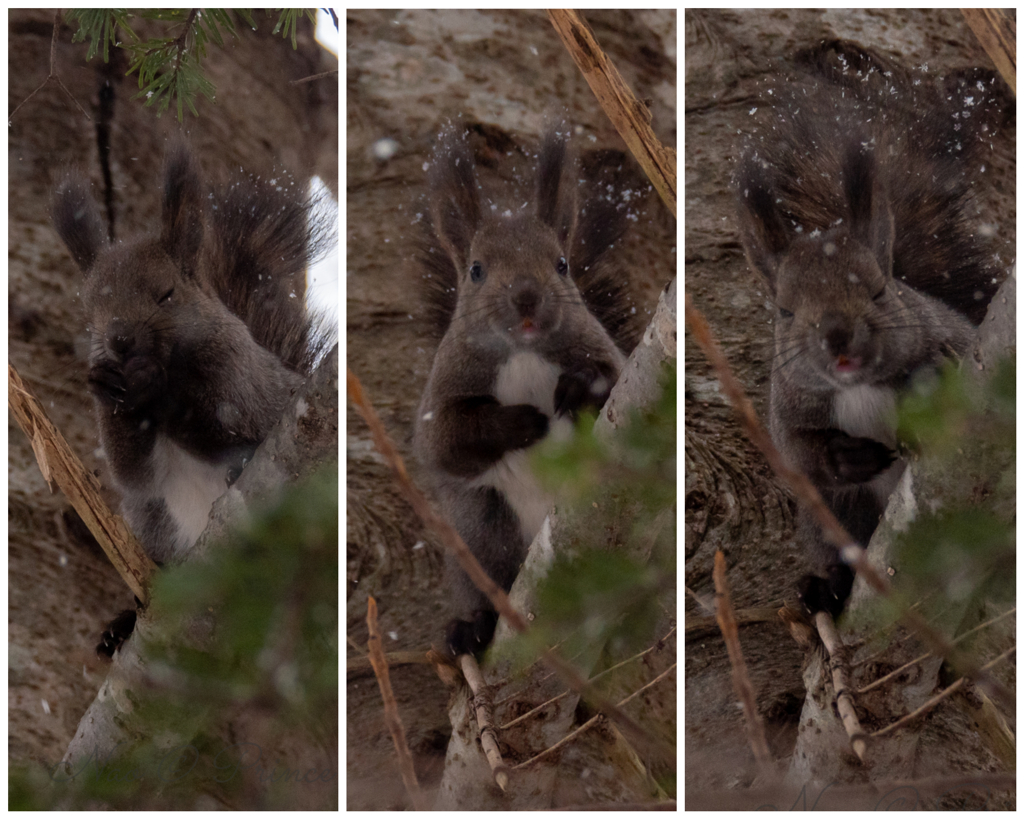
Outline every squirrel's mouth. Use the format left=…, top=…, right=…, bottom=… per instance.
left=833, top=354, right=863, bottom=373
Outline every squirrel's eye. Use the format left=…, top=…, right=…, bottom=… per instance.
left=158, top=288, right=174, bottom=304
left=556, top=256, right=569, bottom=277
left=778, top=306, right=794, bottom=319
left=469, top=261, right=485, bottom=283
left=872, top=288, right=886, bottom=302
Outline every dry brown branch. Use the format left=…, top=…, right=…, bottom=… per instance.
left=857, top=606, right=1017, bottom=695
left=960, top=9, right=1016, bottom=94
left=9, top=11, right=92, bottom=124
left=8, top=362, right=155, bottom=602
left=547, top=9, right=676, bottom=217
left=460, top=654, right=509, bottom=792
left=684, top=295, right=1014, bottom=713
left=713, top=551, right=773, bottom=771
left=815, top=611, right=868, bottom=762
left=347, top=367, right=673, bottom=765
left=871, top=646, right=1016, bottom=739
left=346, top=650, right=432, bottom=672
left=367, top=596, right=428, bottom=810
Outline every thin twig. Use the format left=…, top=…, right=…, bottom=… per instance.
left=871, top=646, right=1016, bottom=739
left=713, top=551, right=773, bottom=771
left=857, top=606, right=1016, bottom=695
left=514, top=662, right=676, bottom=770
left=10, top=11, right=92, bottom=124
left=500, top=627, right=676, bottom=731
left=366, top=596, right=428, bottom=810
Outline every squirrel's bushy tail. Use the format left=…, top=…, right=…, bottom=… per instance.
left=737, top=39, right=1006, bottom=323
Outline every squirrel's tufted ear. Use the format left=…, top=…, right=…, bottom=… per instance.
left=536, top=117, right=578, bottom=249
left=52, top=173, right=107, bottom=274
left=428, top=123, right=481, bottom=276
left=161, top=143, right=205, bottom=278
left=843, top=141, right=894, bottom=280
left=734, top=151, right=789, bottom=295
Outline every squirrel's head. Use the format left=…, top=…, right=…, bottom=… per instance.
left=426, top=120, right=585, bottom=345
left=737, top=138, right=903, bottom=388
left=52, top=146, right=214, bottom=366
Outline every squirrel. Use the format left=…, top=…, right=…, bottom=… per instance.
left=414, top=120, right=640, bottom=656
left=734, top=40, right=1006, bottom=618
left=52, top=144, right=331, bottom=577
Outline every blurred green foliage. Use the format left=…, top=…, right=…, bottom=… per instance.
left=9, top=468, right=338, bottom=809
left=511, top=362, right=677, bottom=664
left=64, top=9, right=319, bottom=121
left=887, top=356, right=1015, bottom=618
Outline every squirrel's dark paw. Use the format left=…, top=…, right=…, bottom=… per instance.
left=798, top=564, right=855, bottom=618
left=555, top=366, right=613, bottom=418
left=87, top=360, right=127, bottom=405
left=96, top=608, right=138, bottom=659
left=827, top=433, right=896, bottom=483
left=122, top=356, right=166, bottom=412
left=502, top=403, right=549, bottom=449
left=445, top=610, right=499, bottom=658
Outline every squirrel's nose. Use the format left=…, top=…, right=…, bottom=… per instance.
left=510, top=281, right=541, bottom=318
left=105, top=317, right=136, bottom=357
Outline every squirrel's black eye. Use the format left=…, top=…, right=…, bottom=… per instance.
left=872, top=288, right=886, bottom=302
left=778, top=306, right=793, bottom=319
left=469, top=261, right=485, bottom=283
left=158, top=287, right=174, bottom=304
left=556, top=256, right=569, bottom=277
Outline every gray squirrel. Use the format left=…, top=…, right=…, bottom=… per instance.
left=414, top=120, right=640, bottom=656
left=52, top=144, right=330, bottom=572
left=735, top=40, right=1005, bottom=617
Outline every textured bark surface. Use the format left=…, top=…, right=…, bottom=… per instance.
left=8, top=5, right=337, bottom=786
left=346, top=9, right=676, bottom=809
left=684, top=8, right=1015, bottom=805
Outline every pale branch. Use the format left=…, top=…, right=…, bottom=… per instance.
left=460, top=654, right=509, bottom=792
left=367, top=596, right=428, bottom=810
left=814, top=611, right=868, bottom=762
left=8, top=362, right=155, bottom=602
left=713, top=550, right=773, bottom=772
left=547, top=9, right=676, bottom=217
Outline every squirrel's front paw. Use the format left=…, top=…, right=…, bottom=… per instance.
left=555, top=366, right=613, bottom=418
left=827, top=433, right=896, bottom=483
left=501, top=403, right=549, bottom=448
left=798, top=564, right=855, bottom=618
left=87, top=360, right=127, bottom=405
left=121, top=356, right=166, bottom=412
left=445, top=610, right=499, bottom=658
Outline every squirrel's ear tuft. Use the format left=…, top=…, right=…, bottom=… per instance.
left=735, top=152, right=789, bottom=292
left=52, top=174, right=106, bottom=274
left=843, top=141, right=894, bottom=279
left=161, top=144, right=205, bottom=278
left=536, top=118, right=578, bottom=248
left=428, top=122, right=480, bottom=275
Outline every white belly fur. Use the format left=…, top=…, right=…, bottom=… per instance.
left=833, top=384, right=897, bottom=448
left=151, top=436, right=230, bottom=549
left=474, top=351, right=567, bottom=544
